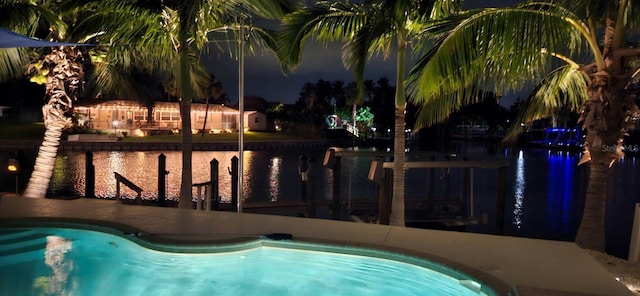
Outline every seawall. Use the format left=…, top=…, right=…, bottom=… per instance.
left=0, top=139, right=329, bottom=152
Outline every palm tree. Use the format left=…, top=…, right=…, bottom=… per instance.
left=408, top=1, right=640, bottom=252
left=277, top=0, right=462, bottom=226
left=0, top=0, right=101, bottom=199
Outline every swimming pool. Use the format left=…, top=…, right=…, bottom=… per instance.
left=0, top=226, right=497, bottom=296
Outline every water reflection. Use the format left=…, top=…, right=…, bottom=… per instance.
left=547, top=150, right=576, bottom=236
left=44, top=235, right=73, bottom=295
left=3, top=146, right=638, bottom=256
left=46, top=150, right=334, bottom=203
left=512, top=150, right=525, bottom=228
left=268, top=157, right=281, bottom=202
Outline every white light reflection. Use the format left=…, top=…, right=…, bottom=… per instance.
left=268, top=156, right=281, bottom=201
left=44, top=236, right=73, bottom=295
left=513, top=150, right=525, bottom=228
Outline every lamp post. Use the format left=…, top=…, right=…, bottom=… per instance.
left=7, top=158, right=19, bottom=194
left=113, top=120, right=118, bottom=137
left=237, top=14, right=245, bottom=213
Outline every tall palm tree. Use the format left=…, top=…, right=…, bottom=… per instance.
left=277, top=0, right=463, bottom=225
left=408, top=1, right=640, bottom=252
left=0, top=0, right=101, bottom=199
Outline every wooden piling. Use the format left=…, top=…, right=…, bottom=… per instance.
left=85, top=151, right=95, bottom=198
left=378, top=168, right=392, bottom=225
left=230, top=156, right=238, bottom=212
left=210, top=158, right=219, bottom=210
left=158, top=153, right=167, bottom=206
left=426, top=155, right=435, bottom=213
left=460, top=158, right=469, bottom=216
left=332, top=156, right=341, bottom=220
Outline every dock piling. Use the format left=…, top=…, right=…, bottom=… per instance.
left=158, top=153, right=168, bottom=206
left=210, top=158, right=219, bottom=210
left=230, top=156, right=239, bottom=212
left=85, top=151, right=95, bottom=198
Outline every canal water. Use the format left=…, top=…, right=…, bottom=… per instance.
left=1, top=145, right=638, bottom=258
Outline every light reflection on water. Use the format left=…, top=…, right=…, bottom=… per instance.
left=268, top=157, right=281, bottom=202
left=49, top=150, right=338, bottom=203
left=512, top=150, right=525, bottom=228
left=4, top=146, right=639, bottom=257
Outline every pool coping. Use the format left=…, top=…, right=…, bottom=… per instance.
left=0, top=196, right=633, bottom=296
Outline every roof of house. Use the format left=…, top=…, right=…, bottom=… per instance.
left=76, top=100, right=238, bottom=113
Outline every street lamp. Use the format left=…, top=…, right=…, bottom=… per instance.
left=7, top=158, right=19, bottom=193
left=113, top=120, right=119, bottom=137
left=238, top=14, right=245, bottom=213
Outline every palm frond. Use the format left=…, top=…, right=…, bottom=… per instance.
left=276, top=1, right=367, bottom=72
left=187, top=53, right=211, bottom=99
left=0, top=48, right=29, bottom=82
left=0, top=1, right=40, bottom=34
left=621, top=0, right=640, bottom=38
left=428, top=0, right=463, bottom=19
left=503, top=65, right=589, bottom=142
left=408, top=4, right=588, bottom=127
left=233, top=0, right=300, bottom=19
left=0, top=0, right=67, bottom=39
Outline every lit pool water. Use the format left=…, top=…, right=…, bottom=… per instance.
left=0, top=227, right=495, bottom=296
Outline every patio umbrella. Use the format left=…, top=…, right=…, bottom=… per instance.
left=0, top=27, right=93, bottom=48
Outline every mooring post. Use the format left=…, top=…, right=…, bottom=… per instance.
left=210, top=158, right=219, bottom=210
left=443, top=154, right=451, bottom=198
left=460, top=157, right=469, bottom=216
left=368, top=157, right=389, bottom=225
left=380, top=168, right=393, bottom=225
left=230, top=156, right=239, bottom=212
left=496, top=166, right=508, bottom=235
left=299, top=154, right=309, bottom=201
left=158, top=153, right=167, bottom=207
left=85, top=151, right=95, bottom=198
left=426, top=155, right=435, bottom=213
left=322, top=148, right=341, bottom=220
left=332, top=156, right=342, bottom=220
left=307, top=157, right=316, bottom=218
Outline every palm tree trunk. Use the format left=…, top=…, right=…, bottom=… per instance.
left=178, top=95, right=193, bottom=209
left=575, top=149, right=608, bottom=252
left=389, top=34, right=407, bottom=226
left=390, top=107, right=406, bottom=226
left=23, top=121, right=65, bottom=198
left=177, top=30, right=193, bottom=209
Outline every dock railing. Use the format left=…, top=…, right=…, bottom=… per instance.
left=192, top=181, right=219, bottom=210
left=114, top=172, right=143, bottom=205
left=378, top=159, right=509, bottom=234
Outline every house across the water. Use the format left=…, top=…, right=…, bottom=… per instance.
left=74, top=100, right=267, bottom=136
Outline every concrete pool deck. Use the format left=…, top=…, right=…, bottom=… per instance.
left=0, top=196, right=633, bottom=296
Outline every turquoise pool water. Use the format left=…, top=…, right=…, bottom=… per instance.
left=0, top=227, right=495, bottom=296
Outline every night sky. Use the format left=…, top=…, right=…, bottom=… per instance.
left=204, top=0, right=521, bottom=106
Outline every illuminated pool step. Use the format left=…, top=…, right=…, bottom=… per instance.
left=0, top=229, right=48, bottom=266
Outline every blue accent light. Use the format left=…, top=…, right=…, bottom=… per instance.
left=537, top=127, right=584, bottom=149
